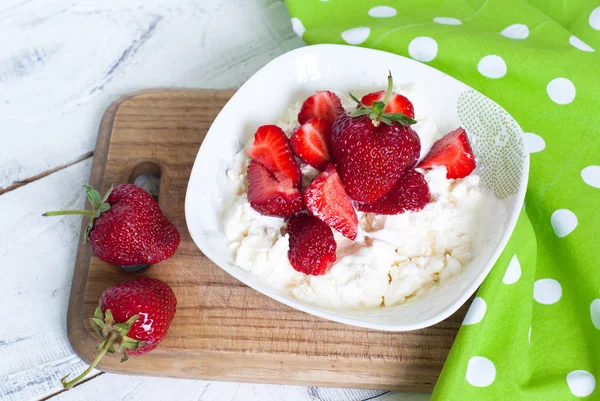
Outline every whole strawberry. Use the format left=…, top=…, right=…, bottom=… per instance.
left=331, top=73, right=421, bottom=203
left=44, top=184, right=180, bottom=269
left=61, top=277, right=177, bottom=389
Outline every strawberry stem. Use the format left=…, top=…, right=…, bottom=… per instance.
left=43, top=184, right=113, bottom=243
left=349, top=72, right=416, bottom=127
left=43, top=210, right=95, bottom=217
left=61, top=332, right=118, bottom=390
left=381, top=71, right=393, bottom=110
left=62, top=308, right=143, bottom=390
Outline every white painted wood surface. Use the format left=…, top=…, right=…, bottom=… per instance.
left=0, top=1, right=432, bottom=400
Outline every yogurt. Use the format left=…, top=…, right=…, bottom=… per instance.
left=220, top=90, right=506, bottom=310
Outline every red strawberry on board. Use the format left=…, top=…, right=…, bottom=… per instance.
left=418, top=127, right=476, bottom=179
left=287, top=213, right=336, bottom=276
left=44, top=184, right=180, bottom=271
left=361, top=90, right=415, bottom=119
left=298, top=90, right=345, bottom=125
left=61, top=277, right=177, bottom=389
left=304, top=164, right=358, bottom=240
left=247, top=160, right=303, bottom=218
left=331, top=74, right=420, bottom=203
left=356, top=169, right=430, bottom=215
left=290, top=117, right=332, bottom=171
left=247, top=124, right=302, bottom=188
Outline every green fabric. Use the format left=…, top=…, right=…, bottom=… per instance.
left=284, top=1, right=600, bottom=399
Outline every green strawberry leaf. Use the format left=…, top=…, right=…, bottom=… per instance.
left=372, top=101, right=385, bottom=115
left=89, top=319, right=102, bottom=337
left=348, top=92, right=364, bottom=107
left=100, top=185, right=113, bottom=204
left=378, top=116, right=392, bottom=125
left=381, top=112, right=416, bottom=125
left=83, top=185, right=102, bottom=209
left=350, top=108, right=370, bottom=117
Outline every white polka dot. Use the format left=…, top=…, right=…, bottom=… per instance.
left=590, top=299, right=600, bottom=329
left=547, top=78, right=576, bottom=105
left=290, top=18, right=305, bottom=39
left=569, top=36, right=595, bottom=52
left=551, top=209, right=578, bottom=238
left=341, top=27, right=370, bottom=45
left=368, top=6, right=397, bottom=18
left=463, top=297, right=486, bottom=325
left=528, top=326, right=531, bottom=346
left=523, top=132, right=545, bottom=153
left=502, top=255, right=521, bottom=284
left=567, top=370, right=596, bottom=397
left=534, top=278, right=562, bottom=304
left=500, top=24, right=529, bottom=39
left=477, top=55, right=507, bottom=79
left=582, top=166, right=600, bottom=188
left=433, top=17, right=462, bottom=25
left=466, top=356, right=496, bottom=387
left=590, top=6, right=600, bottom=30
left=408, top=37, right=438, bottom=62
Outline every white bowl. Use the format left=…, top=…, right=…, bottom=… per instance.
left=185, top=44, right=528, bottom=331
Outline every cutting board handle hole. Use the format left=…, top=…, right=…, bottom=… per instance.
left=130, top=162, right=161, bottom=200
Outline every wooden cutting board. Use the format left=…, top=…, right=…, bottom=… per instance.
left=67, top=89, right=469, bottom=392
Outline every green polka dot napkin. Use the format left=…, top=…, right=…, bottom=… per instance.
left=284, top=1, right=600, bottom=399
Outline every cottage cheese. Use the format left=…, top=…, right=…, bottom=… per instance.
left=220, top=89, right=506, bottom=310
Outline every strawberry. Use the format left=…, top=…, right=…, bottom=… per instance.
left=304, top=164, right=358, bottom=240
left=247, top=160, right=303, bottom=217
left=247, top=125, right=302, bottom=188
left=360, top=90, right=415, bottom=119
left=356, top=169, right=430, bottom=215
left=418, top=127, right=476, bottom=179
left=331, top=74, right=420, bottom=203
left=332, top=114, right=420, bottom=203
left=290, top=118, right=332, bottom=170
left=44, top=184, right=179, bottom=270
left=287, top=213, right=336, bottom=276
left=61, top=277, right=177, bottom=389
left=298, top=90, right=345, bottom=125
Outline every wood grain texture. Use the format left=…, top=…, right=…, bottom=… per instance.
left=67, top=89, right=469, bottom=392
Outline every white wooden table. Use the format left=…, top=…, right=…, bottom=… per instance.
left=0, top=1, right=432, bottom=400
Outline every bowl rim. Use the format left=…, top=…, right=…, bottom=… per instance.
left=185, top=43, right=530, bottom=331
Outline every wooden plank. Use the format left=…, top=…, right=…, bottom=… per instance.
left=0, top=159, right=103, bottom=401
left=0, top=0, right=303, bottom=191
left=67, top=89, right=468, bottom=392
left=47, top=373, right=426, bottom=401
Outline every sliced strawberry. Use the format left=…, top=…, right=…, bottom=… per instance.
left=360, top=90, right=415, bottom=119
left=247, top=160, right=303, bottom=218
left=356, top=169, right=430, bottom=215
left=304, top=164, right=358, bottom=240
left=298, top=91, right=345, bottom=125
left=247, top=125, right=302, bottom=188
left=418, top=127, right=476, bottom=179
left=287, top=213, right=336, bottom=276
left=290, top=118, right=332, bottom=171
